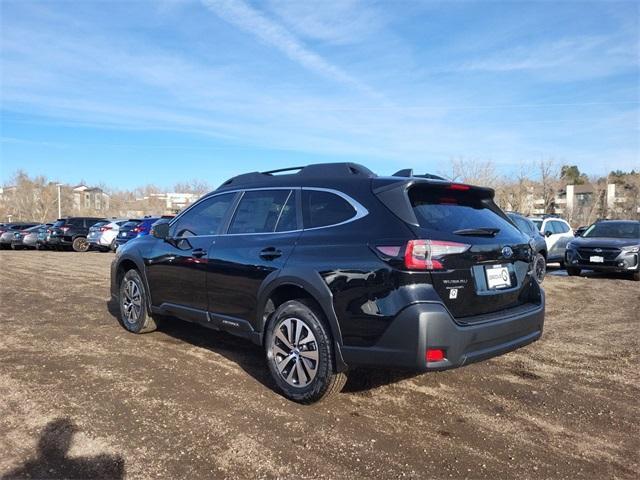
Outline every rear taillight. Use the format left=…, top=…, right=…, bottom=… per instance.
left=61, top=226, right=70, bottom=232
left=100, top=226, right=112, bottom=232
left=404, top=240, right=470, bottom=270
left=426, top=349, right=445, bottom=362
left=132, top=227, right=140, bottom=233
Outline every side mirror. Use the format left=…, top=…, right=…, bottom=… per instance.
left=151, top=221, right=170, bottom=240
left=545, top=231, right=553, bottom=238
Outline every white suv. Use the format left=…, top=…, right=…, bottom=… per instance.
left=529, top=216, right=574, bottom=266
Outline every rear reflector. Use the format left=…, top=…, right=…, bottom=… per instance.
left=405, top=240, right=470, bottom=270
left=426, top=349, right=445, bottom=362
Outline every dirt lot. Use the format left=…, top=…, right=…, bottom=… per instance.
left=0, top=251, right=638, bottom=479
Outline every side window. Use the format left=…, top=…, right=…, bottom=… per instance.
left=302, top=190, right=357, bottom=229
left=275, top=191, right=299, bottom=232
left=550, top=221, right=564, bottom=234
left=229, top=190, right=291, bottom=234
left=172, top=193, right=235, bottom=238
left=559, top=222, right=570, bottom=233
left=543, top=221, right=555, bottom=235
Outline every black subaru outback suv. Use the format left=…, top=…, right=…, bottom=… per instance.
left=111, top=163, right=544, bottom=403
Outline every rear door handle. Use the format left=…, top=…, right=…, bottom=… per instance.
left=260, top=247, right=282, bottom=260
left=192, top=248, right=207, bottom=258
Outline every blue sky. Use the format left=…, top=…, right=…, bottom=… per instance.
left=1, top=0, right=638, bottom=190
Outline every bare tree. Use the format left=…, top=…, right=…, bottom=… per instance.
left=537, top=158, right=560, bottom=214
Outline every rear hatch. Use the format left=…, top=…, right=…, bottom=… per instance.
left=376, top=181, right=538, bottom=321
left=117, top=220, right=142, bottom=242
left=88, top=221, right=109, bottom=240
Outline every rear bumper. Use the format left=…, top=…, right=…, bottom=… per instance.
left=341, top=295, right=545, bottom=371
left=46, top=236, right=72, bottom=246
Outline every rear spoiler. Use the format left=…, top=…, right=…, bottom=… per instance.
left=373, top=178, right=495, bottom=227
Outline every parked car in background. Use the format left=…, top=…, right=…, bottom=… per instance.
left=115, top=216, right=173, bottom=249
left=565, top=220, right=640, bottom=281
left=87, top=219, right=129, bottom=252
left=112, top=163, right=544, bottom=403
left=11, top=224, right=52, bottom=249
left=0, top=223, right=39, bottom=249
left=529, top=215, right=574, bottom=266
left=508, top=212, right=547, bottom=283
left=46, top=217, right=106, bottom=252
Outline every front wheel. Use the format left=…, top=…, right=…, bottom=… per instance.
left=119, top=269, right=157, bottom=333
left=533, top=253, right=546, bottom=283
left=632, top=271, right=640, bottom=282
left=567, top=267, right=581, bottom=276
left=72, top=236, right=90, bottom=252
left=265, top=300, right=346, bottom=404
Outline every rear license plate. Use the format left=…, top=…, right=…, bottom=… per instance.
left=590, top=256, right=604, bottom=263
left=486, top=265, right=512, bottom=289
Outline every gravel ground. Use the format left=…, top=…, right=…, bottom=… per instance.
left=1, top=250, right=638, bottom=479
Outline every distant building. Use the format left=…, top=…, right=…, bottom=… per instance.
left=136, top=192, right=200, bottom=213
left=72, top=185, right=110, bottom=212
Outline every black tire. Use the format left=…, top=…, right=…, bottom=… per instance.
left=72, top=236, right=90, bottom=252
left=632, top=271, right=640, bottom=282
left=110, top=239, right=118, bottom=252
left=265, top=299, right=347, bottom=404
left=567, top=267, right=581, bottom=276
left=119, top=269, right=157, bottom=333
left=533, top=253, right=546, bottom=283
left=559, top=260, right=566, bottom=269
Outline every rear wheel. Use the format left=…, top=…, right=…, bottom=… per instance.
left=119, top=269, right=157, bottom=333
left=567, top=267, right=581, bottom=276
left=266, top=299, right=346, bottom=404
left=632, top=271, right=640, bottom=282
left=72, top=236, right=90, bottom=252
left=533, top=253, right=546, bottom=283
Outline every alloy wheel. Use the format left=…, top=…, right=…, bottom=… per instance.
left=122, top=279, right=142, bottom=325
left=270, top=317, right=319, bottom=388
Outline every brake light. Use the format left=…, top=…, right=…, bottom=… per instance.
left=61, top=226, right=70, bottom=232
left=132, top=227, right=140, bottom=233
left=100, top=226, right=112, bottom=232
left=404, top=240, right=470, bottom=270
left=426, top=349, right=445, bottom=362
left=449, top=183, right=470, bottom=191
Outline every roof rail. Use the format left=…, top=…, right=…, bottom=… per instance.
left=220, top=162, right=376, bottom=188
left=392, top=169, right=446, bottom=181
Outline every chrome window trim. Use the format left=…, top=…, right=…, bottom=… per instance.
left=169, top=186, right=368, bottom=238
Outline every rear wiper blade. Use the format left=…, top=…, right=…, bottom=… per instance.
left=453, top=228, right=501, bottom=237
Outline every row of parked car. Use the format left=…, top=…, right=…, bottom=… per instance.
left=2, top=212, right=638, bottom=283
left=0, top=216, right=173, bottom=252
left=506, top=212, right=640, bottom=281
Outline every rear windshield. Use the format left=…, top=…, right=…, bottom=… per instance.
left=122, top=221, right=141, bottom=228
left=583, top=222, right=639, bottom=239
left=53, top=219, right=66, bottom=227
left=91, top=221, right=109, bottom=228
left=409, top=188, right=521, bottom=238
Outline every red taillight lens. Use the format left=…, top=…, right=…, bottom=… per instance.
left=448, top=183, right=470, bottom=191
left=100, top=226, right=112, bottom=232
left=404, top=240, right=470, bottom=270
left=426, top=349, right=445, bottom=362
left=132, top=227, right=140, bottom=233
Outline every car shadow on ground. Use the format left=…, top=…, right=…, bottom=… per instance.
left=1, top=418, right=124, bottom=480
left=106, top=299, right=419, bottom=397
left=546, top=264, right=636, bottom=281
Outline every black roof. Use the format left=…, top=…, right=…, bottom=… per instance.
left=215, top=162, right=457, bottom=194
left=217, top=163, right=376, bottom=191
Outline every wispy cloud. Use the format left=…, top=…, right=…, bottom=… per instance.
left=200, top=0, right=382, bottom=98
left=266, top=0, right=385, bottom=45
